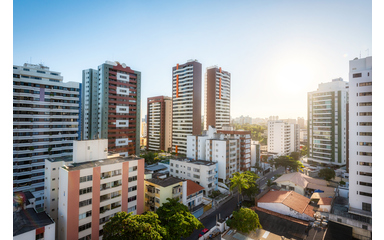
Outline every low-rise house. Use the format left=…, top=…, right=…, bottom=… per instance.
left=144, top=172, right=186, bottom=212
left=273, top=172, right=335, bottom=196
left=257, top=190, right=315, bottom=221
left=13, top=192, right=55, bottom=240
left=169, top=158, right=218, bottom=196
left=185, top=180, right=205, bottom=218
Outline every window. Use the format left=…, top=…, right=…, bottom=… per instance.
left=359, top=92, right=372, bottom=96
left=129, top=166, right=137, bottom=172
left=79, top=199, right=92, bottom=207
left=127, top=205, right=136, bottom=213
left=359, top=181, right=372, bottom=187
left=79, top=222, right=92, bottom=232
left=359, top=172, right=372, bottom=177
left=80, top=175, right=93, bottom=183
left=79, top=187, right=92, bottom=195
left=128, top=196, right=137, bottom=202
left=359, top=152, right=372, bottom=156
left=128, top=176, right=137, bottom=182
left=128, top=185, right=137, bottom=192
left=79, top=210, right=92, bottom=220
left=353, top=73, right=362, bottom=78
left=187, top=167, right=191, bottom=170
left=362, top=225, right=368, bottom=230
left=359, top=132, right=372, bottom=136
left=359, top=142, right=372, bottom=146
left=359, top=191, right=372, bottom=197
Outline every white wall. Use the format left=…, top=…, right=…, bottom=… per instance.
left=73, top=139, right=108, bottom=163
left=58, top=168, right=69, bottom=240
left=258, top=202, right=314, bottom=221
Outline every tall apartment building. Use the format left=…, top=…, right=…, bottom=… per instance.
left=13, top=63, right=81, bottom=209
left=348, top=56, right=372, bottom=218
left=147, top=96, right=172, bottom=152
left=172, top=60, right=202, bottom=154
left=297, top=117, right=305, bottom=129
left=204, top=66, right=231, bottom=130
left=141, top=122, right=147, bottom=137
left=251, top=141, right=261, bottom=167
left=187, top=126, right=240, bottom=183
left=218, top=127, right=252, bottom=172
left=169, top=158, right=218, bottom=196
left=57, top=139, right=144, bottom=240
left=82, top=61, right=141, bottom=156
left=267, top=120, right=299, bottom=156
left=307, top=78, right=348, bottom=166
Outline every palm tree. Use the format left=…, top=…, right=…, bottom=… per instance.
left=230, top=172, right=250, bottom=204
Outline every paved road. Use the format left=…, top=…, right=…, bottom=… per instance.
left=257, top=166, right=285, bottom=189
left=184, top=193, right=239, bottom=240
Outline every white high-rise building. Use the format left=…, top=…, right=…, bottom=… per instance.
left=13, top=63, right=80, bottom=209
left=187, top=126, right=239, bottom=183
left=172, top=60, right=202, bottom=154
left=307, top=78, right=349, bottom=166
left=348, top=56, right=372, bottom=217
left=267, top=120, right=299, bottom=155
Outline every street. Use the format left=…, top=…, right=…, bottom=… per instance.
left=184, top=166, right=285, bottom=240
left=256, top=166, right=285, bottom=189
left=184, top=192, right=239, bottom=240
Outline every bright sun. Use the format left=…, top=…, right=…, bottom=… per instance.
left=275, top=62, right=315, bottom=93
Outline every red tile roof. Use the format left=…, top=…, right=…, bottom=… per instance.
left=186, top=180, right=204, bottom=196
left=257, top=190, right=315, bottom=218
left=318, top=197, right=333, bottom=205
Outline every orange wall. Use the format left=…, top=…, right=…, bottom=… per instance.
left=91, top=167, right=101, bottom=240
left=137, top=158, right=145, bottom=214
left=121, top=161, right=129, bottom=212
left=67, top=170, right=80, bottom=240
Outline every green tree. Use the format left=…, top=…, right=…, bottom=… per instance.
left=300, top=145, right=308, bottom=157
left=230, top=172, right=251, bottom=204
left=156, top=198, right=203, bottom=240
left=318, top=168, right=336, bottom=181
left=227, top=208, right=262, bottom=233
left=290, top=152, right=300, bottom=160
left=242, top=171, right=260, bottom=201
left=102, top=211, right=166, bottom=240
left=273, top=156, right=304, bottom=172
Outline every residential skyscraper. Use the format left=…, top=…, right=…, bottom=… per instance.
left=147, top=96, right=172, bottom=152
left=307, top=78, right=348, bottom=166
left=348, top=56, right=372, bottom=218
left=82, top=61, right=141, bottom=156
left=204, top=66, right=231, bottom=130
left=13, top=63, right=81, bottom=209
left=172, top=60, right=202, bottom=154
left=267, top=120, right=299, bottom=155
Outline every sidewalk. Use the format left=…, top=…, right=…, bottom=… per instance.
left=198, top=193, right=236, bottom=220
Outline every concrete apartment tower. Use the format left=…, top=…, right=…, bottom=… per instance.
left=307, top=78, right=349, bottom=166
left=204, top=66, right=231, bottom=130
left=172, top=60, right=202, bottom=155
left=147, top=96, right=173, bottom=152
left=13, top=63, right=81, bottom=209
left=267, top=120, right=299, bottom=156
left=348, top=56, right=372, bottom=218
left=82, top=61, right=141, bottom=156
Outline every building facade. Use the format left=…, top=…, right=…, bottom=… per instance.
left=204, top=66, right=231, bottom=130
left=307, top=78, right=348, bottom=165
left=13, top=63, right=81, bottom=209
left=169, top=159, right=218, bottom=196
left=82, top=61, right=141, bottom=156
left=348, top=56, right=372, bottom=217
left=57, top=140, right=144, bottom=240
left=187, top=126, right=240, bottom=183
left=267, top=120, right=299, bottom=156
left=172, top=60, right=202, bottom=154
left=147, top=96, right=172, bottom=152
left=218, top=127, right=252, bottom=172
left=251, top=141, right=261, bottom=167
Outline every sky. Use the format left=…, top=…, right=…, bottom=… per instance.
left=12, top=0, right=372, bottom=120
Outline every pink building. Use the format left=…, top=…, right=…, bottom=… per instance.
left=56, top=140, right=144, bottom=240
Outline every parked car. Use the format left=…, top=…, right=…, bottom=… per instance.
left=198, top=228, right=209, bottom=237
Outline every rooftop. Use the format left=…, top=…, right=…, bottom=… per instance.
left=46, top=155, right=73, bottom=163
left=145, top=173, right=184, bottom=188
left=186, top=180, right=204, bottom=196
left=61, top=155, right=142, bottom=171
left=13, top=208, right=54, bottom=236
left=258, top=191, right=315, bottom=218
left=170, top=158, right=217, bottom=166
left=274, top=172, right=329, bottom=189
left=145, top=163, right=168, bottom=172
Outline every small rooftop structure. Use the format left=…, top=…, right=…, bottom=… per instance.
left=186, top=180, right=204, bottom=196
left=274, top=172, right=329, bottom=189
left=62, top=155, right=142, bottom=171
left=258, top=191, right=315, bottom=220
left=145, top=173, right=184, bottom=188
left=13, top=208, right=54, bottom=237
